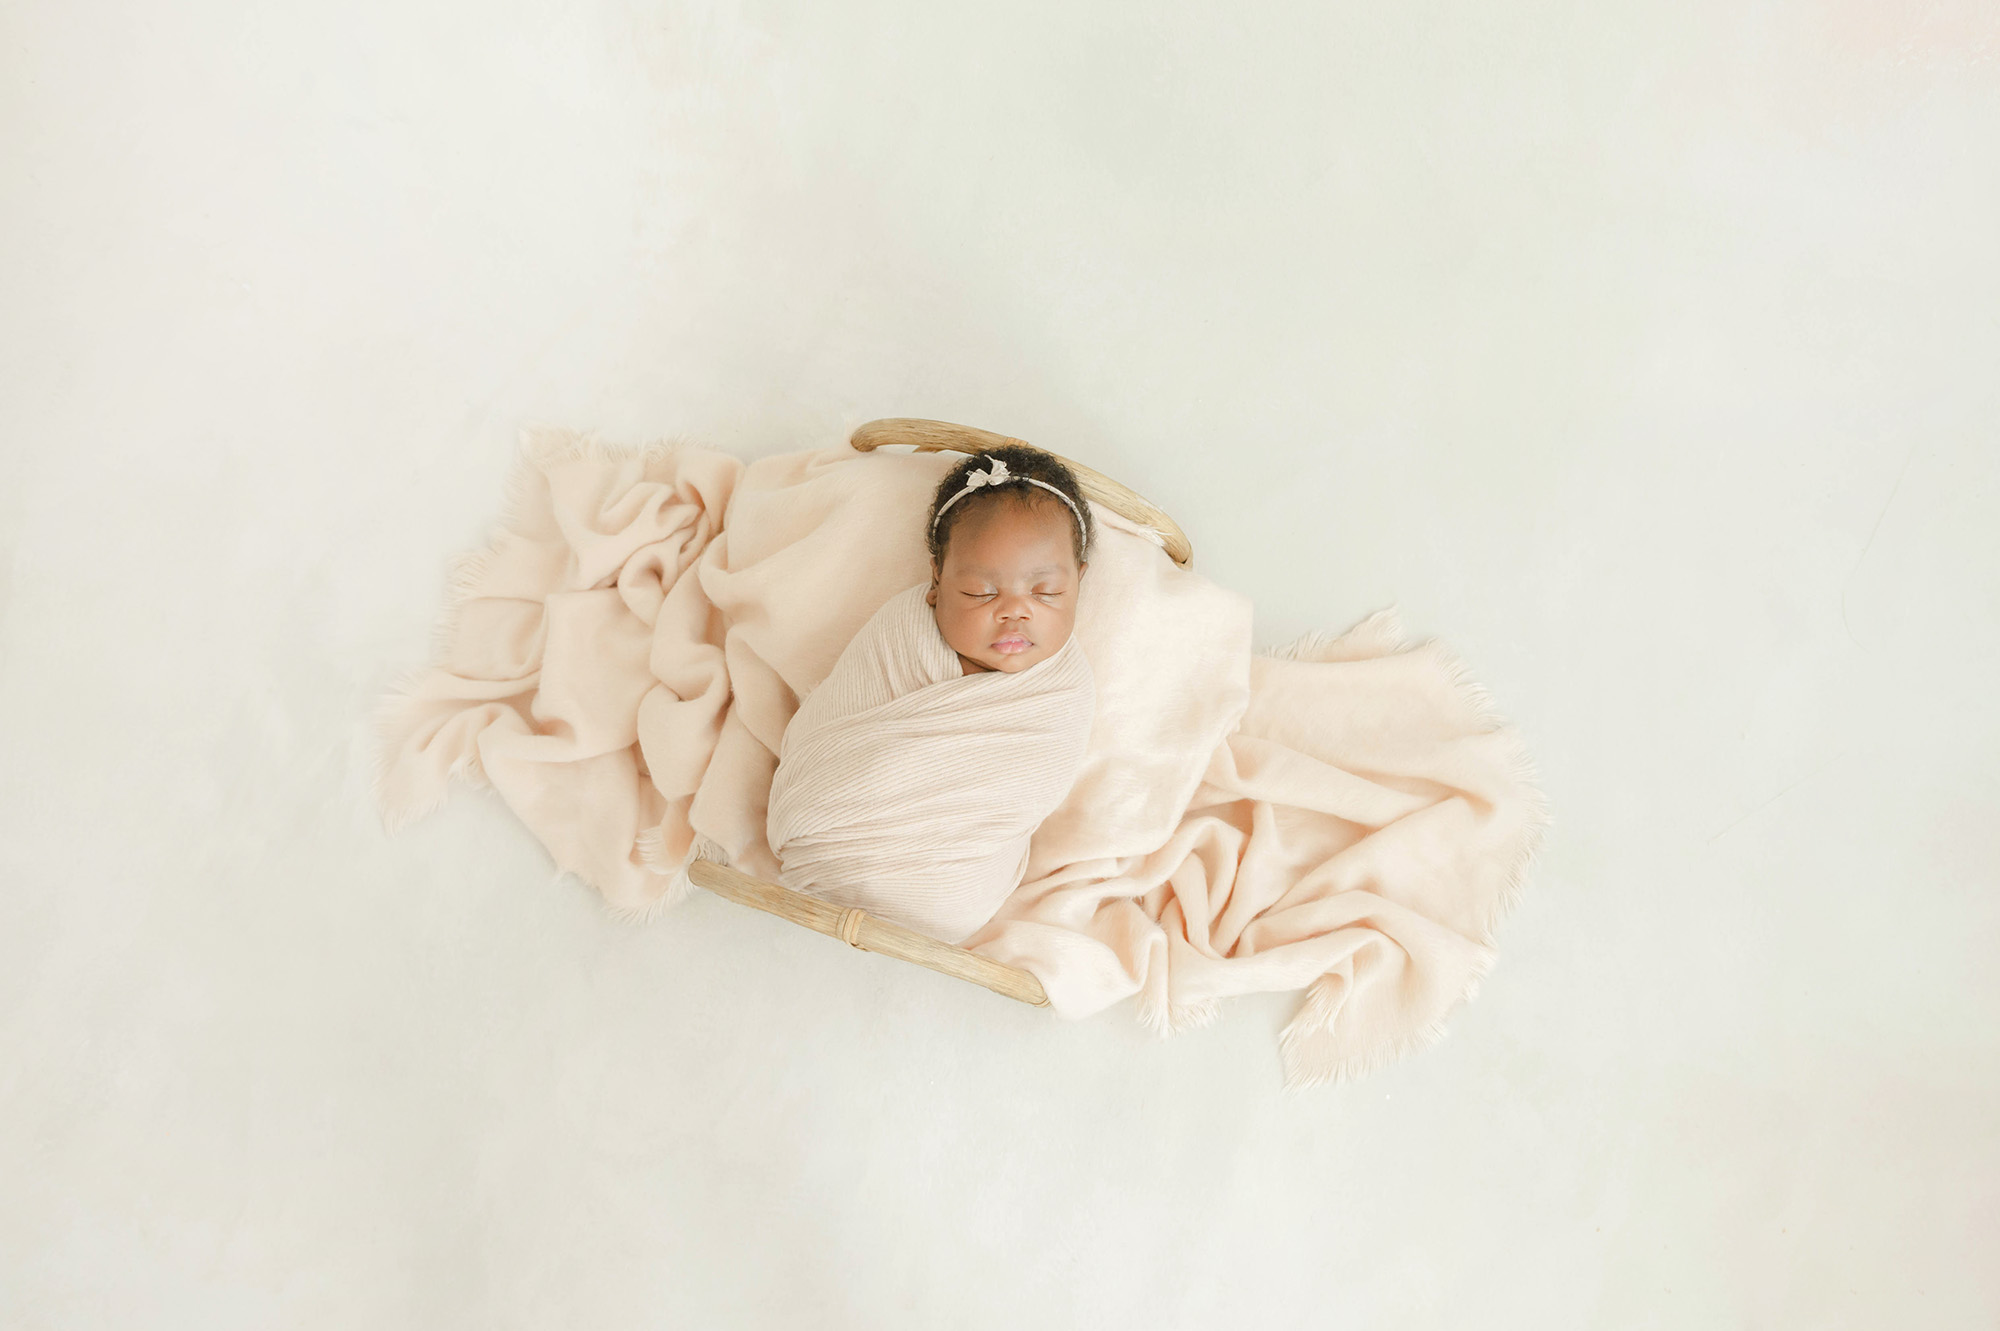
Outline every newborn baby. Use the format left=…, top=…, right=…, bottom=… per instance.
left=764, top=447, right=1097, bottom=942
left=924, top=449, right=1091, bottom=676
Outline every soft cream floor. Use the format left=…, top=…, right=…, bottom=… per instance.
left=4, top=2, right=1997, bottom=1327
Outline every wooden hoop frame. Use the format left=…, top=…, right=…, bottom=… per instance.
left=691, top=417, right=1193, bottom=1005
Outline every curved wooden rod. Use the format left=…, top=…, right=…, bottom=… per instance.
left=687, top=859, right=1050, bottom=1007
left=849, top=417, right=1193, bottom=568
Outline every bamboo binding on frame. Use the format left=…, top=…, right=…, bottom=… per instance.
left=687, top=859, right=1051, bottom=1007
left=849, top=417, right=1194, bottom=568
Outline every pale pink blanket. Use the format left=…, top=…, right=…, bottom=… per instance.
left=376, top=430, right=1546, bottom=1086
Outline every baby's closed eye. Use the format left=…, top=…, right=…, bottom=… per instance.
left=958, top=587, right=1066, bottom=602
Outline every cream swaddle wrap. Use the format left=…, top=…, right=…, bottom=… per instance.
left=765, top=582, right=1095, bottom=943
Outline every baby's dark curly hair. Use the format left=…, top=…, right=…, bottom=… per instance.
left=925, top=445, right=1093, bottom=570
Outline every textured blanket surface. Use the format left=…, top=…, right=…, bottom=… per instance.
left=765, top=583, right=1095, bottom=944
left=377, top=431, right=1546, bottom=1085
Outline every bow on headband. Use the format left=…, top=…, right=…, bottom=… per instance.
left=963, top=457, right=1011, bottom=488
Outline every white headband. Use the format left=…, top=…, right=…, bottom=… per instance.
left=929, top=455, right=1086, bottom=541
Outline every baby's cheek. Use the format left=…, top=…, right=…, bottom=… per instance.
left=935, top=607, right=981, bottom=657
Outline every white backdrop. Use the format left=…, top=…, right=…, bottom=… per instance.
left=3, top=2, right=1996, bottom=1326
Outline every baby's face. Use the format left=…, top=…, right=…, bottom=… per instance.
left=927, top=497, right=1086, bottom=676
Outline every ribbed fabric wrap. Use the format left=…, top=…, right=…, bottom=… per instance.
left=765, top=583, right=1095, bottom=943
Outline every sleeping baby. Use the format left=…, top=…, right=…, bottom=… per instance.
left=763, top=446, right=1097, bottom=943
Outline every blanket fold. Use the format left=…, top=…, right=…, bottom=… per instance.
left=376, top=429, right=1546, bottom=1086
